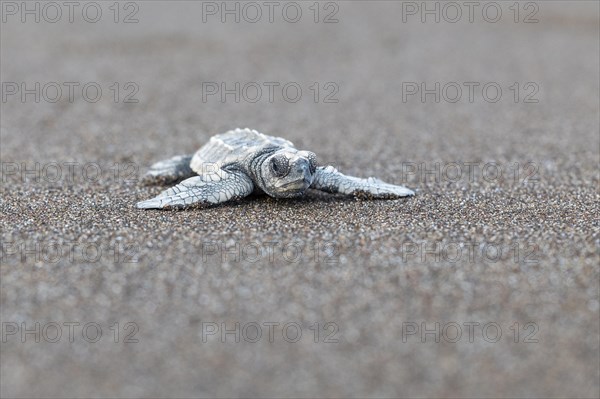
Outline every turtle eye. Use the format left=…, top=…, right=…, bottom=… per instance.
left=270, top=157, right=288, bottom=177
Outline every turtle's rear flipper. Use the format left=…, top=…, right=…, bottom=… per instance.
left=137, top=170, right=254, bottom=209
left=311, top=166, right=415, bottom=199
left=141, top=155, right=194, bottom=185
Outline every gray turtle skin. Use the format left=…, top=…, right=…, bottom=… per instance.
left=137, top=128, right=414, bottom=209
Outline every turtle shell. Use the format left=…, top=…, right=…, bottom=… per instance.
left=190, top=128, right=294, bottom=173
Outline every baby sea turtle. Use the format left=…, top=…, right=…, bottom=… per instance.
left=137, top=128, right=414, bottom=209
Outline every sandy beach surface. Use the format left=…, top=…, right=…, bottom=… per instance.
left=1, top=1, right=599, bottom=397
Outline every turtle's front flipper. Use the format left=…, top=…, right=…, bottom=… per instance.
left=141, top=155, right=195, bottom=185
left=137, top=169, right=254, bottom=209
left=311, top=166, right=414, bottom=199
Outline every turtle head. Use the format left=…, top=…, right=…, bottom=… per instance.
left=260, top=149, right=317, bottom=198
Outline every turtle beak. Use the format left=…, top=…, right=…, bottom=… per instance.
left=296, top=159, right=311, bottom=175
left=296, top=160, right=314, bottom=185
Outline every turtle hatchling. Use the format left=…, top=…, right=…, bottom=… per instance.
left=136, top=128, right=414, bottom=209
